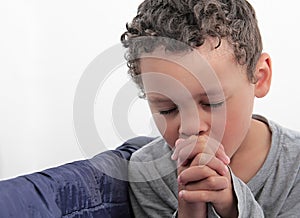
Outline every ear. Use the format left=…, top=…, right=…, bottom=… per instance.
left=254, top=53, right=272, bottom=98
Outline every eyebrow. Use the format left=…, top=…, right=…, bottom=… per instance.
left=147, top=90, right=226, bottom=103
left=147, top=97, right=173, bottom=103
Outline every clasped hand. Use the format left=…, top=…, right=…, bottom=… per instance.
left=171, top=135, right=238, bottom=218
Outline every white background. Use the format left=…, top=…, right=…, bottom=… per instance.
left=0, top=0, right=299, bottom=180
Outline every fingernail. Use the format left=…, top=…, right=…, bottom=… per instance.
left=226, top=155, right=230, bottom=164
left=171, top=152, right=177, bottom=160
left=177, top=175, right=182, bottom=184
left=222, top=165, right=229, bottom=175
left=177, top=158, right=181, bottom=166
left=223, top=155, right=230, bottom=164
left=175, top=138, right=184, bottom=146
left=179, top=190, right=184, bottom=199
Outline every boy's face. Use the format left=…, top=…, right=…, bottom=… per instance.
left=140, top=40, right=256, bottom=157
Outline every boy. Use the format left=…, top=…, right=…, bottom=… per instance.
left=121, top=0, right=300, bottom=217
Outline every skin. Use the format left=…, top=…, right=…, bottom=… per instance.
left=139, top=39, right=272, bottom=217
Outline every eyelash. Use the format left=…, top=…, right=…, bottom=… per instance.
left=202, top=101, right=225, bottom=108
left=159, top=107, right=178, bottom=115
left=159, top=101, right=224, bottom=115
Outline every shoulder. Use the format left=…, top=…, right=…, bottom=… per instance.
left=128, top=136, right=177, bottom=182
left=265, top=119, right=300, bottom=216
left=251, top=114, right=300, bottom=183
left=269, top=118, right=300, bottom=157
left=266, top=117, right=300, bottom=182
left=254, top=114, right=300, bottom=156
left=130, top=136, right=172, bottom=162
left=243, top=116, right=300, bottom=214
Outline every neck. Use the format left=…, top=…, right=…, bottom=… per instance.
left=229, top=118, right=271, bottom=183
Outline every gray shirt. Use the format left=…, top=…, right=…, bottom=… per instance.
left=128, top=116, right=300, bottom=217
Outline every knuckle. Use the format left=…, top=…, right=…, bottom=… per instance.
left=179, top=173, right=187, bottom=183
left=208, top=176, right=229, bottom=190
left=178, top=149, right=186, bottom=160
left=198, top=191, right=208, bottom=200
left=222, top=176, right=229, bottom=188
left=207, top=177, right=217, bottom=188
left=199, top=165, right=216, bottom=177
left=197, top=136, right=207, bottom=145
left=199, top=153, right=213, bottom=165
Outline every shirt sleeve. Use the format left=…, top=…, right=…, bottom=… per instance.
left=194, top=167, right=299, bottom=218
left=207, top=168, right=264, bottom=218
left=231, top=172, right=264, bottom=217
left=128, top=155, right=178, bottom=218
left=275, top=170, right=300, bottom=217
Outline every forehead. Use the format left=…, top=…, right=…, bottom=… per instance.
left=138, top=39, right=249, bottom=104
left=140, top=41, right=239, bottom=81
left=139, top=57, right=222, bottom=103
left=139, top=38, right=239, bottom=75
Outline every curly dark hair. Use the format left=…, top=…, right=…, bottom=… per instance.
left=120, top=0, right=262, bottom=92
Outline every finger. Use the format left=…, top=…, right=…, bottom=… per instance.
left=185, top=176, right=229, bottom=191
left=177, top=143, right=228, bottom=171
left=178, top=189, right=227, bottom=204
left=190, top=153, right=229, bottom=176
left=174, top=136, right=230, bottom=166
left=178, top=165, right=217, bottom=185
left=171, top=136, right=198, bottom=160
left=207, top=137, right=230, bottom=165
left=176, top=137, right=207, bottom=166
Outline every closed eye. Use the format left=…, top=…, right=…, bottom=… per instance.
left=159, top=107, right=178, bottom=115
left=202, top=101, right=224, bottom=108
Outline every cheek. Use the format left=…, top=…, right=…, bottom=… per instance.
left=163, top=128, right=178, bottom=148
left=152, top=114, right=178, bottom=148
left=220, top=90, right=254, bottom=155
left=221, top=107, right=252, bottom=156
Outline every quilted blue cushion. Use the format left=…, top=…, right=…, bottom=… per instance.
left=0, top=136, right=155, bottom=218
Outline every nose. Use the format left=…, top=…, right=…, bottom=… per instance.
left=178, top=107, right=209, bottom=139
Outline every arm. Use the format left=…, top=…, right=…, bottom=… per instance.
left=128, top=137, right=181, bottom=218
left=208, top=161, right=300, bottom=217
left=205, top=168, right=264, bottom=218
left=128, top=154, right=178, bottom=218
left=227, top=169, right=264, bottom=217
